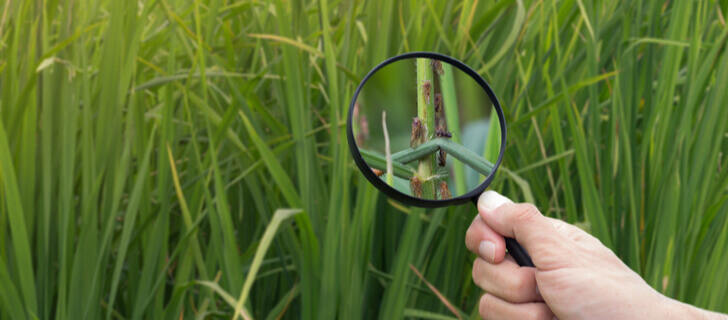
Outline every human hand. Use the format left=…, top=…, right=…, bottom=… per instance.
left=466, top=191, right=727, bottom=320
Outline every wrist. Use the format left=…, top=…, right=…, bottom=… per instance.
left=663, top=296, right=727, bottom=320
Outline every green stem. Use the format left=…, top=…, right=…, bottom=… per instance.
left=391, top=141, right=440, bottom=164
left=392, top=138, right=494, bottom=176
left=416, top=58, right=436, bottom=198
left=440, top=63, right=466, bottom=194
left=359, top=149, right=418, bottom=179
left=362, top=139, right=496, bottom=184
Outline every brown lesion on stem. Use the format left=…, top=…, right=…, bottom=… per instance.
left=436, top=125, right=452, bottom=138
left=438, top=181, right=451, bottom=199
left=416, top=58, right=446, bottom=199
left=433, top=76, right=450, bottom=170
left=407, top=58, right=455, bottom=199
left=434, top=93, right=443, bottom=114
left=422, top=80, right=432, bottom=105
left=431, top=59, right=444, bottom=76
left=410, top=117, right=424, bottom=148
left=410, top=176, right=423, bottom=198
left=436, top=122, right=452, bottom=168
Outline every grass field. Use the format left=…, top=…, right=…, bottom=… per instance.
left=1, top=0, right=728, bottom=319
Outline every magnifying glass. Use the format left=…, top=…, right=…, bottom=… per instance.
left=346, top=52, right=534, bottom=267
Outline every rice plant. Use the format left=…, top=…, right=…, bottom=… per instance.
left=1, top=0, right=727, bottom=319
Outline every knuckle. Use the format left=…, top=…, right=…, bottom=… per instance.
left=509, top=272, right=533, bottom=302
left=528, top=304, right=553, bottom=320
left=513, top=204, right=541, bottom=224
left=535, top=244, right=568, bottom=267
left=592, top=247, right=619, bottom=265
left=514, top=272, right=530, bottom=293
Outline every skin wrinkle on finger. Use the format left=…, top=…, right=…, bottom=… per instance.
left=508, top=203, right=552, bottom=246
left=546, top=217, right=602, bottom=249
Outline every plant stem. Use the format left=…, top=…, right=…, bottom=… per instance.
left=440, top=63, right=466, bottom=194
left=391, top=138, right=495, bottom=176
left=484, top=111, right=502, bottom=169
left=361, top=138, right=499, bottom=187
left=359, top=149, right=417, bottom=179
left=416, top=58, right=436, bottom=198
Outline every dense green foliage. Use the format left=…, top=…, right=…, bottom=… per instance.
left=1, top=0, right=728, bottom=319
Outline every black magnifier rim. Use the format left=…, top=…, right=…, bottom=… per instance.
left=347, top=52, right=507, bottom=208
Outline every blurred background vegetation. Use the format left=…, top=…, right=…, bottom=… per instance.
left=1, top=0, right=728, bottom=319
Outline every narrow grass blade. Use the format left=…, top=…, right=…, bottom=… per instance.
left=0, top=120, right=37, bottom=314
left=234, top=209, right=302, bottom=320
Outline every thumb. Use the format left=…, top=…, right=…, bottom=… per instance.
left=477, top=191, right=571, bottom=269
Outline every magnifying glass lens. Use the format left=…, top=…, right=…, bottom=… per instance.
left=348, top=53, right=532, bottom=267
left=352, top=57, right=501, bottom=201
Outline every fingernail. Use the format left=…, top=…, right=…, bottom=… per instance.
left=478, top=241, right=496, bottom=262
left=478, top=191, right=512, bottom=211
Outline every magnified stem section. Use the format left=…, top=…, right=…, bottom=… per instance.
left=416, top=58, right=436, bottom=198
left=355, top=56, right=498, bottom=199
left=393, top=139, right=494, bottom=175
left=360, top=138, right=495, bottom=179
left=440, top=63, right=466, bottom=194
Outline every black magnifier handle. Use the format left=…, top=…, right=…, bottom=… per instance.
left=471, top=198, right=534, bottom=267
left=505, top=237, right=534, bottom=267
